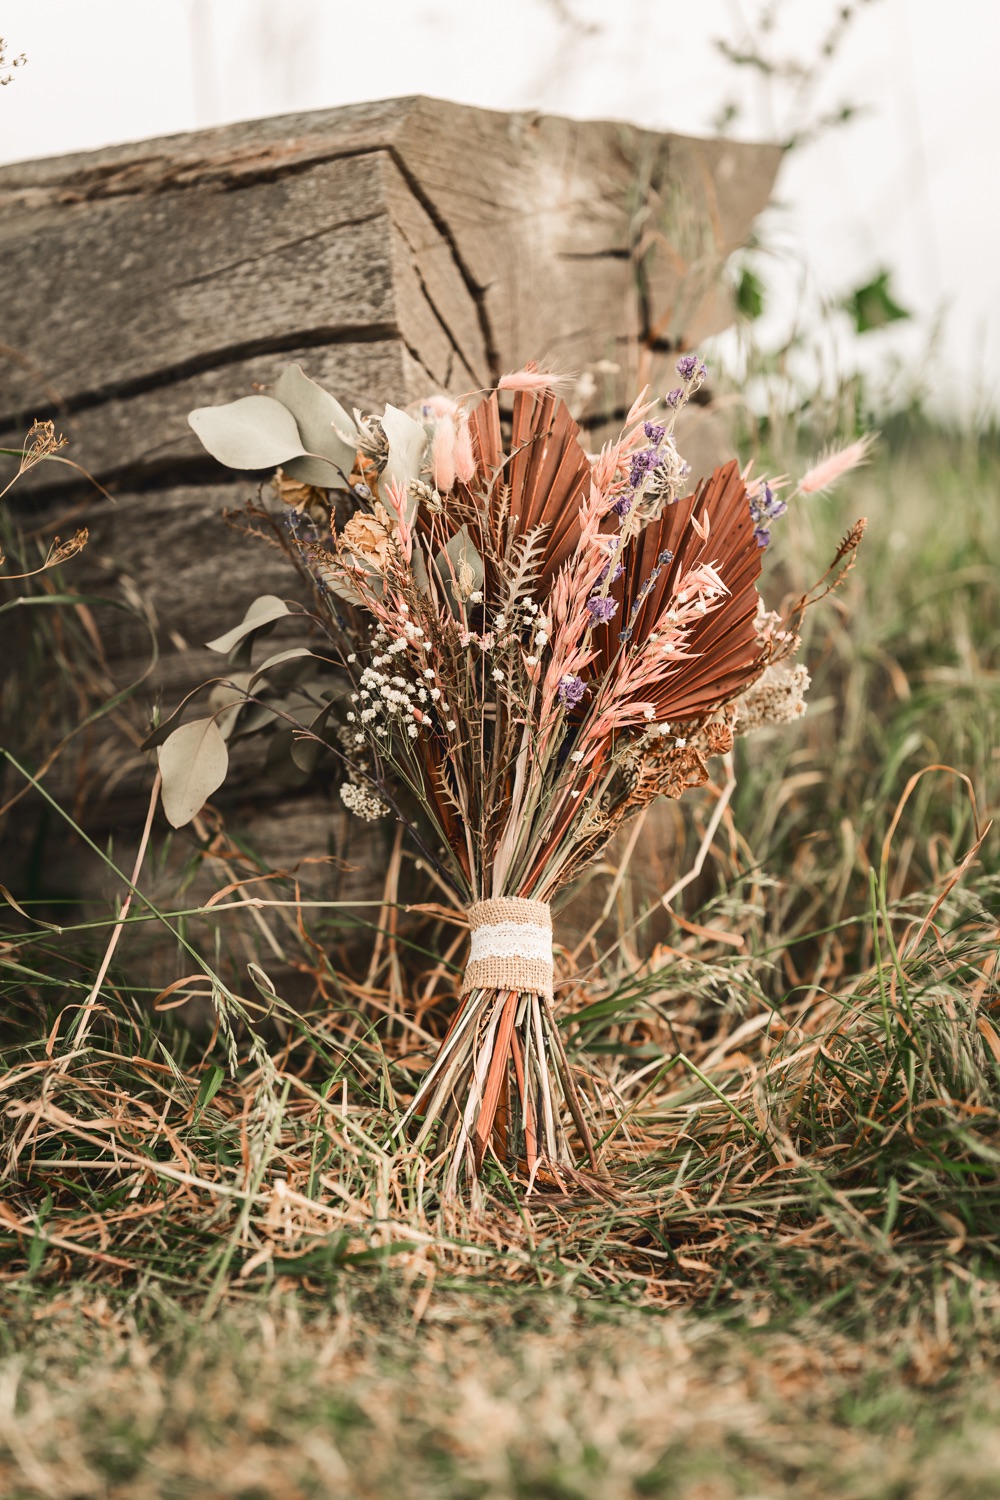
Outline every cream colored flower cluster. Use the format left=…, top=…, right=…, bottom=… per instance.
left=338, top=782, right=389, bottom=821
left=734, top=664, right=811, bottom=735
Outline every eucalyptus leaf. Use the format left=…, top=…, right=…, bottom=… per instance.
left=246, top=646, right=317, bottom=689
left=314, top=561, right=368, bottom=606
left=206, top=672, right=254, bottom=741
left=188, top=395, right=306, bottom=471
left=379, top=404, right=427, bottom=524
left=290, top=701, right=336, bottom=773
left=229, top=700, right=281, bottom=740
left=275, top=365, right=360, bottom=488
left=411, top=547, right=431, bottom=599
left=205, top=595, right=291, bottom=654
left=158, top=717, right=230, bottom=828
left=142, top=699, right=193, bottom=752
left=263, top=725, right=312, bottom=790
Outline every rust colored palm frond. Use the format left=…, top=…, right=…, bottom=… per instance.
left=463, top=389, right=592, bottom=586
left=593, top=461, right=766, bottom=721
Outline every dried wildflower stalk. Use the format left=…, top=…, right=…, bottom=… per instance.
left=179, top=360, right=867, bottom=1191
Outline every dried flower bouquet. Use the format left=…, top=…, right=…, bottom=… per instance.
left=164, top=359, right=866, bottom=1190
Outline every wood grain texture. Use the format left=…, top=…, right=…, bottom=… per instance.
left=0, top=97, right=779, bottom=946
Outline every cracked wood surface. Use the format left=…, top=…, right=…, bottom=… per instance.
left=1, top=96, right=780, bottom=943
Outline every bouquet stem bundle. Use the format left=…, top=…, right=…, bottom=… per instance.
left=402, top=896, right=599, bottom=1192
left=175, top=360, right=867, bottom=1191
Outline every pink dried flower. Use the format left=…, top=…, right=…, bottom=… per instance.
left=382, top=477, right=413, bottom=562
left=454, top=411, right=476, bottom=484
left=798, top=435, right=875, bottom=496
left=497, top=368, right=565, bottom=393
left=420, top=394, right=459, bottom=419
left=432, top=413, right=457, bottom=492
left=674, top=563, right=728, bottom=604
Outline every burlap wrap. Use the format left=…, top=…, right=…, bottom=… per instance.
left=462, top=897, right=553, bottom=999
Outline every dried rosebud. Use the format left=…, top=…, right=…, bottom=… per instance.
left=342, top=502, right=395, bottom=570
left=273, top=468, right=326, bottom=512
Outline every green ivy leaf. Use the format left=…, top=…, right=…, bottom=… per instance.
left=736, top=266, right=765, bottom=321
left=843, top=269, right=911, bottom=334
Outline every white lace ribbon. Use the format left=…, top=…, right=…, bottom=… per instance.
left=469, top=920, right=553, bottom=966
left=463, top=897, right=553, bottom=998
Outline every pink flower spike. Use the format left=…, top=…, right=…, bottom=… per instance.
left=432, top=414, right=457, bottom=492
left=799, top=435, right=875, bottom=496
left=690, top=509, right=710, bottom=543
left=420, top=394, right=459, bottom=419
left=383, top=477, right=413, bottom=560
left=497, top=369, right=565, bottom=393
left=454, top=411, right=476, bottom=484
left=624, top=386, right=654, bottom=426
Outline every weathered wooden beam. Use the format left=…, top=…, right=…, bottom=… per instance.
left=0, top=97, right=780, bottom=949
left=1, top=96, right=780, bottom=475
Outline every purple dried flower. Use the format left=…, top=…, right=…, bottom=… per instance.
left=658, top=548, right=674, bottom=565
left=754, top=526, right=770, bottom=549
left=643, top=422, right=665, bottom=444
left=598, top=561, right=624, bottom=585
left=676, top=354, right=699, bottom=379
left=557, top=674, right=587, bottom=708
left=612, top=492, right=633, bottom=517
left=665, top=388, right=684, bottom=409
left=748, top=482, right=789, bottom=537
left=629, top=448, right=661, bottom=488
left=586, top=594, right=618, bottom=623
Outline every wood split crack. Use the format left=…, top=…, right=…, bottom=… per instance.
left=0, top=323, right=402, bottom=431
left=384, top=146, right=500, bottom=385
left=171, top=210, right=386, bottom=290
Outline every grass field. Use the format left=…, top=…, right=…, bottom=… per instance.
left=2, top=407, right=999, bottom=1498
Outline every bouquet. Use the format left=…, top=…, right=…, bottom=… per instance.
left=162, top=359, right=866, bottom=1191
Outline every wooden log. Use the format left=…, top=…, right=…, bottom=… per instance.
left=0, top=97, right=780, bottom=959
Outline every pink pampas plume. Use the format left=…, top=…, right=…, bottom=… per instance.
left=432, top=413, right=457, bottom=492
left=454, top=411, right=476, bottom=484
left=798, top=435, right=875, bottom=496
left=497, top=367, right=566, bottom=393
left=419, top=394, right=459, bottom=419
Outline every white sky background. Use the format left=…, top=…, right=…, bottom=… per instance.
left=1, top=0, right=996, bottom=420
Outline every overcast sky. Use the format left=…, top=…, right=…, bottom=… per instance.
left=2, top=0, right=996, bottom=419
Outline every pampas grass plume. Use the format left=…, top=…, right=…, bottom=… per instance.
left=432, top=413, right=457, bottom=492
left=498, top=368, right=564, bottom=393
left=799, top=435, right=875, bottom=495
left=454, top=412, right=476, bottom=484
